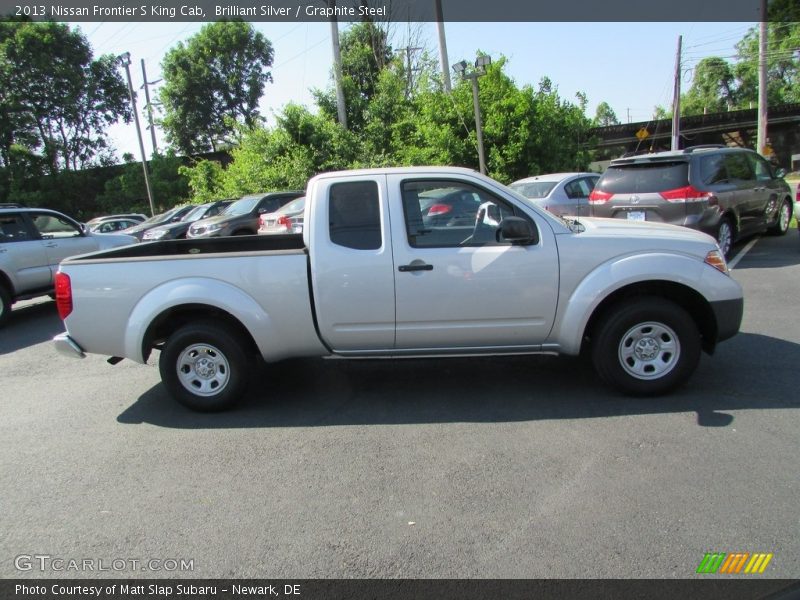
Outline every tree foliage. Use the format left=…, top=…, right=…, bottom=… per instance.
left=159, top=20, right=274, bottom=154
left=0, top=19, right=130, bottom=175
left=593, top=101, right=620, bottom=126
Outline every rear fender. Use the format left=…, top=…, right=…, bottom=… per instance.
left=124, top=277, right=274, bottom=363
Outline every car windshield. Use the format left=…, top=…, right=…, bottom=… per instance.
left=224, top=197, right=259, bottom=216
left=184, top=206, right=211, bottom=222
left=597, top=162, right=689, bottom=194
left=510, top=182, right=557, bottom=199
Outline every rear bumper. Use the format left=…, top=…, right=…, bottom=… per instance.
left=53, top=333, right=86, bottom=359
left=711, top=297, right=743, bottom=343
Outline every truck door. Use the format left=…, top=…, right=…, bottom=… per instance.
left=308, top=176, right=397, bottom=352
left=388, top=175, right=559, bottom=351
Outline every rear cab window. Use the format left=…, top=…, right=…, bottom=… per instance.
left=328, top=181, right=382, bottom=250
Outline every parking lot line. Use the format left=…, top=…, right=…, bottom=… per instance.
left=728, top=236, right=760, bottom=270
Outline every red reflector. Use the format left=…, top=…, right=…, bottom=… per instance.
left=589, top=190, right=614, bottom=204
left=659, top=185, right=712, bottom=203
left=427, top=203, right=452, bottom=216
left=54, top=272, right=72, bottom=320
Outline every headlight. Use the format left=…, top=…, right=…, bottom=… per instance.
left=205, top=223, right=222, bottom=232
left=143, top=229, right=167, bottom=240
left=704, top=249, right=729, bottom=275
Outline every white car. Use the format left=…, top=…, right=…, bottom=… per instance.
left=509, top=172, right=599, bottom=217
left=258, top=196, right=305, bottom=235
left=0, top=205, right=136, bottom=326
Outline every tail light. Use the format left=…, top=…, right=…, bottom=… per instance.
left=54, top=272, right=72, bottom=320
left=259, top=215, right=268, bottom=227
left=589, top=190, right=614, bottom=204
left=277, top=215, right=292, bottom=230
left=659, top=185, right=712, bottom=203
left=427, top=203, right=452, bottom=216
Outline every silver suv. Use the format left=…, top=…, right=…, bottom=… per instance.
left=589, top=146, right=793, bottom=257
left=0, top=205, right=136, bottom=326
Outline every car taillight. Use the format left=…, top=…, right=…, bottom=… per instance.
left=277, top=215, right=292, bottom=229
left=55, top=272, right=72, bottom=320
left=659, top=185, right=712, bottom=203
left=427, top=203, right=452, bottom=216
left=588, top=190, right=614, bottom=204
left=259, top=215, right=267, bottom=227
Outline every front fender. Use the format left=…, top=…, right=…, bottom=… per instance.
left=124, top=277, right=274, bottom=363
left=549, top=252, right=743, bottom=355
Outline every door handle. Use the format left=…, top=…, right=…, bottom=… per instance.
left=398, top=263, right=433, bottom=272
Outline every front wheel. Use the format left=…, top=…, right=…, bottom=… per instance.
left=768, top=198, right=792, bottom=235
left=591, top=297, right=701, bottom=396
left=159, top=320, right=252, bottom=411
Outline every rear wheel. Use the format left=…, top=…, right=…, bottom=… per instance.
left=591, top=297, right=701, bottom=396
left=159, top=320, right=252, bottom=411
left=768, top=198, right=792, bottom=235
left=715, top=217, right=734, bottom=258
left=0, top=284, right=11, bottom=327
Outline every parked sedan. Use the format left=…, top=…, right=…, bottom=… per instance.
left=121, top=205, right=195, bottom=241
left=187, top=191, right=303, bottom=239
left=258, top=196, right=305, bottom=235
left=89, top=218, right=142, bottom=234
left=142, top=200, right=233, bottom=241
left=86, top=213, right=147, bottom=227
left=509, top=173, right=599, bottom=217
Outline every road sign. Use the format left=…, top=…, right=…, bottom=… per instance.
left=635, top=128, right=649, bottom=141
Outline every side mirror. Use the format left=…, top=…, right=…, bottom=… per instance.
left=80, top=223, right=89, bottom=235
left=498, top=217, right=538, bottom=245
left=775, top=167, right=787, bottom=179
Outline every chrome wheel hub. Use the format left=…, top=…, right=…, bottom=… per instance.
left=619, top=321, right=681, bottom=380
left=176, top=343, right=230, bottom=396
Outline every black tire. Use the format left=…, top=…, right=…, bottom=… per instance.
left=715, top=217, right=734, bottom=259
left=767, top=198, right=792, bottom=236
left=0, top=284, right=11, bottom=328
left=591, top=297, right=701, bottom=396
left=159, top=320, right=252, bottom=411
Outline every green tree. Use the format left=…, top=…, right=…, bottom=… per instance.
left=97, top=152, right=190, bottom=214
left=682, top=56, right=737, bottom=115
left=593, top=101, right=620, bottom=126
left=0, top=20, right=130, bottom=175
left=159, top=20, right=274, bottom=154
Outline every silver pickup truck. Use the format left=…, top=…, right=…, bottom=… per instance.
left=53, top=167, right=743, bottom=411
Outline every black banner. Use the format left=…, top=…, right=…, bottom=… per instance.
left=3, top=579, right=800, bottom=600
left=0, top=0, right=777, bottom=23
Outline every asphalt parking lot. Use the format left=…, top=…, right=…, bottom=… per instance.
left=1, top=230, right=799, bottom=580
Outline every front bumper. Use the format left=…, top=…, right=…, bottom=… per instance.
left=711, top=297, right=744, bottom=343
left=53, top=333, right=86, bottom=359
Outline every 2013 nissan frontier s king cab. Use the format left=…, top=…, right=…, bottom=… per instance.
left=53, top=167, right=743, bottom=411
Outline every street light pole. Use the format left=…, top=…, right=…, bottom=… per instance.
left=453, top=56, right=491, bottom=175
left=118, top=52, right=156, bottom=217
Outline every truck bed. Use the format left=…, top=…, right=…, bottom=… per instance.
left=64, top=233, right=305, bottom=263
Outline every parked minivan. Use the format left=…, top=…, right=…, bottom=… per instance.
left=588, top=145, right=793, bottom=257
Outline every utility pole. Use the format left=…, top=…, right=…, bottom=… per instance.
left=329, top=1, right=347, bottom=129
left=757, top=0, right=768, bottom=155
left=434, top=0, right=451, bottom=92
left=118, top=52, right=156, bottom=217
left=140, top=59, right=159, bottom=156
left=453, top=56, right=491, bottom=175
left=671, top=35, right=682, bottom=151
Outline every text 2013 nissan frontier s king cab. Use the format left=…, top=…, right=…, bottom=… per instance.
left=53, top=167, right=743, bottom=411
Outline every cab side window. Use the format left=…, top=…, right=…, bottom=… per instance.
left=31, top=213, right=81, bottom=239
left=0, top=214, right=32, bottom=242
left=401, top=180, right=518, bottom=248
left=747, top=153, right=774, bottom=182
left=328, top=181, right=381, bottom=250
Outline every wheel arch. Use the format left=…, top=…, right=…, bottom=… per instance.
left=581, top=280, right=717, bottom=355
left=142, top=303, right=258, bottom=363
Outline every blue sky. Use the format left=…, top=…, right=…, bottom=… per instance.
left=70, top=20, right=757, bottom=161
